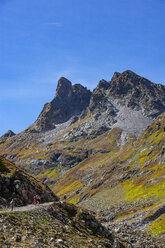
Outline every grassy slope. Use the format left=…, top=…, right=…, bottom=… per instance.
left=52, top=113, right=165, bottom=238
left=0, top=112, right=164, bottom=238
left=79, top=113, right=165, bottom=238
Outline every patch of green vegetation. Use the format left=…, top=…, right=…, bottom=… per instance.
left=69, top=194, right=80, bottom=204
left=57, top=180, right=84, bottom=196
left=123, top=177, right=165, bottom=202
left=147, top=130, right=163, bottom=144
left=147, top=214, right=165, bottom=237
left=35, top=216, right=49, bottom=225
left=1, top=212, right=18, bottom=218
left=79, top=184, right=125, bottom=212
left=49, top=164, right=62, bottom=176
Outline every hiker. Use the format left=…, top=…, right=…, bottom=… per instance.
left=34, top=195, right=38, bottom=205
left=36, top=195, right=41, bottom=204
left=10, top=199, right=15, bottom=211
left=34, top=195, right=41, bottom=205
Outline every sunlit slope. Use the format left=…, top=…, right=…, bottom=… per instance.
left=53, top=113, right=165, bottom=237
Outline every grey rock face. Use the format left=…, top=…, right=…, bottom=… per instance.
left=0, top=130, right=15, bottom=143
left=89, top=70, right=165, bottom=117
left=31, top=77, right=92, bottom=131
left=27, top=71, right=165, bottom=137
left=85, top=70, right=165, bottom=137
left=37, top=71, right=164, bottom=144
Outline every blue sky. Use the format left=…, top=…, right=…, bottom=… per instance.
left=0, top=0, right=165, bottom=136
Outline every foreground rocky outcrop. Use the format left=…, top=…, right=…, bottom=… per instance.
left=0, top=201, right=128, bottom=248
left=0, top=156, right=57, bottom=208
left=104, top=221, right=164, bottom=248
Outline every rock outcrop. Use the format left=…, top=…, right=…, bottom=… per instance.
left=0, top=156, right=57, bottom=207
left=0, top=130, right=15, bottom=143
left=31, top=77, right=92, bottom=131
left=88, top=70, right=165, bottom=136
left=0, top=201, right=129, bottom=247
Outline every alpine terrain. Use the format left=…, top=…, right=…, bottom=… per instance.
left=0, top=156, right=128, bottom=247
left=0, top=70, right=165, bottom=247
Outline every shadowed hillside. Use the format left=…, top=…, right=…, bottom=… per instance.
left=0, top=156, right=57, bottom=207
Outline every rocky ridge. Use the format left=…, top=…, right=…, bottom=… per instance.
left=29, top=70, right=165, bottom=138
left=31, top=77, right=92, bottom=131
left=0, top=130, right=15, bottom=144
left=1, top=70, right=165, bottom=178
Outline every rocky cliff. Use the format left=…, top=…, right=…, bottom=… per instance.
left=90, top=70, right=165, bottom=117
left=80, top=70, right=165, bottom=138
left=31, top=77, right=92, bottom=131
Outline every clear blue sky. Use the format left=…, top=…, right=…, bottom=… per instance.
left=0, top=0, right=165, bottom=136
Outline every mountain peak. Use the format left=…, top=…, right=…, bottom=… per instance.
left=112, top=71, right=121, bottom=79
left=89, top=70, right=165, bottom=123
left=111, top=70, right=140, bottom=83
left=122, top=70, right=137, bottom=75
left=26, top=71, right=165, bottom=133
left=30, top=77, right=91, bottom=131
left=55, top=77, right=72, bottom=98
left=110, top=69, right=156, bottom=89
left=0, top=130, right=15, bottom=140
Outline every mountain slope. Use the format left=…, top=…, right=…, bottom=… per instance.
left=0, top=70, right=165, bottom=179
left=0, top=70, right=164, bottom=240
left=0, top=201, right=129, bottom=247
left=75, top=113, right=165, bottom=239
left=0, top=130, right=15, bottom=144
left=0, top=156, right=57, bottom=207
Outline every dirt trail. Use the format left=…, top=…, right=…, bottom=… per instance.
left=0, top=202, right=54, bottom=213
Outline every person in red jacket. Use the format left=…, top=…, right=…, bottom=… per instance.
left=34, top=195, right=38, bottom=205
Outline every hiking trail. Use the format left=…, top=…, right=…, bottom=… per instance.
left=0, top=202, right=54, bottom=213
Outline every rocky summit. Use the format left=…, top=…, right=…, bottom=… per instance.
left=88, top=70, right=165, bottom=136
left=0, top=70, right=165, bottom=246
left=0, top=130, right=15, bottom=144
left=31, top=77, right=92, bottom=131
left=30, top=70, right=165, bottom=136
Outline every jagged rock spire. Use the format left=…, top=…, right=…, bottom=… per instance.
left=31, top=77, right=92, bottom=131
